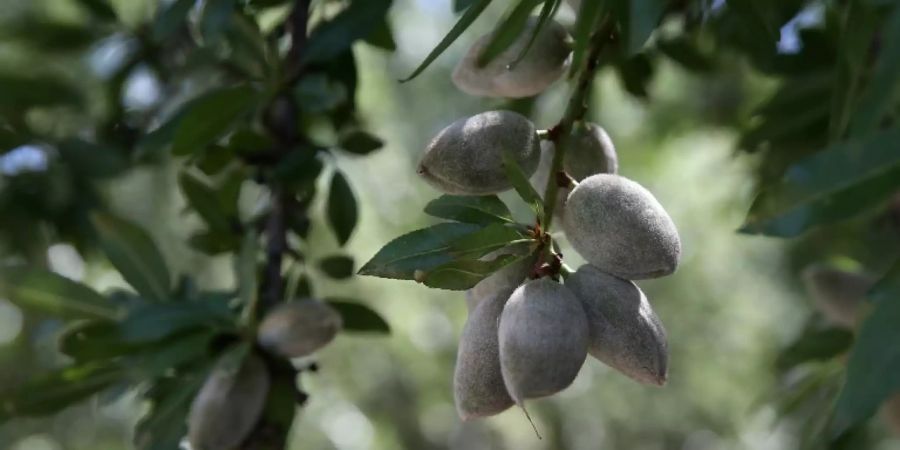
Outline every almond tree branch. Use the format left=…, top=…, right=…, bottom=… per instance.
left=242, top=2, right=310, bottom=449
left=541, top=18, right=614, bottom=231
left=260, top=0, right=310, bottom=315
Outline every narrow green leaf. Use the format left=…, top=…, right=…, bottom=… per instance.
left=509, top=0, right=562, bottom=69
left=134, top=110, right=187, bottom=161
left=195, top=146, right=234, bottom=176
left=338, top=130, right=384, bottom=155
left=274, top=151, right=323, bottom=189
left=91, top=212, right=172, bottom=302
left=134, top=364, right=209, bottom=450
left=199, top=0, right=236, bottom=43
left=358, top=223, right=482, bottom=280
left=626, top=0, right=666, bottom=54
left=179, top=171, right=233, bottom=232
left=454, top=0, right=480, bottom=12
left=0, top=19, right=98, bottom=53
left=364, top=18, right=397, bottom=51
left=294, top=73, right=348, bottom=114
left=244, top=0, right=291, bottom=9
left=171, top=85, right=258, bottom=156
left=0, top=267, right=118, bottom=320
left=424, top=194, right=514, bottom=225
left=829, top=0, right=880, bottom=140
left=0, top=363, right=121, bottom=423
left=58, top=320, right=135, bottom=361
left=0, top=127, right=25, bottom=151
left=327, top=170, right=358, bottom=246
left=319, top=255, right=355, bottom=279
left=151, top=0, right=195, bottom=42
left=227, top=127, right=274, bottom=157
left=400, top=0, right=493, bottom=82
left=288, top=272, right=313, bottom=299
left=73, top=0, right=117, bottom=21
left=754, top=72, right=833, bottom=116
left=502, top=149, right=544, bottom=219
left=216, top=168, right=245, bottom=216
left=119, top=298, right=235, bottom=344
left=847, top=5, right=900, bottom=136
left=740, top=127, right=900, bottom=237
left=738, top=72, right=832, bottom=152
left=285, top=207, right=312, bottom=240
left=258, top=359, right=299, bottom=433
left=476, top=0, right=542, bottom=67
left=775, top=327, right=854, bottom=371
left=449, top=223, right=528, bottom=258
left=57, top=139, right=129, bottom=179
left=569, top=0, right=604, bottom=77
left=739, top=102, right=830, bottom=151
left=326, top=299, right=390, bottom=333
left=722, top=0, right=781, bottom=42
left=656, top=36, right=715, bottom=72
left=124, top=332, right=215, bottom=379
left=224, top=15, right=268, bottom=80
left=0, top=73, right=80, bottom=110
left=615, top=53, right=654, bottom=99
left=302, top=0, right=393, bottom=64
left=774, top=365, right=842, bottom=420
left=422, top=253, right=522, bottom=290
left=831, top=261, right=900, bottom=435
left=188, top=229, right=241, bottom=255
left=214, top=342, right=252, bottom=373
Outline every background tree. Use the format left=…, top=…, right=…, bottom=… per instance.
left=0, top=0, right=897, bottom=449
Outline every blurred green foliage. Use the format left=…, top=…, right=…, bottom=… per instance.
left=0, top=0, right=897, bottom=449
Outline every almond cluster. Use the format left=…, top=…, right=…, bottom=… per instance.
left=186, top=300, right=342, bottom=450
left=416, top=16, right=683, bottom=421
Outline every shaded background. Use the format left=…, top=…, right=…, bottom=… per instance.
left=0, top=0, right=898, bottom=449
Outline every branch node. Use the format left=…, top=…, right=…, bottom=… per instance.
left=540, top=18, right=612, bottom=231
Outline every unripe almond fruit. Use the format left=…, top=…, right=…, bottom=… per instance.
left=465, top=253, right=533, bottom=312
left=187, top=353, right=270, bottom=450
left=532, top=124, right=618, bottom=185
left=455, top=254, right=535, bottom=416
left=882, top=393, right=900, bottom=436
left=418, top=110, right=540, bottom=195
left=453, top=18, right=572, bottom=98
left=565, top=122, right=618, bottom=180
left=563, top=174, right=681, bottom=280
left=531, top=123, right=616, bottom=220
left=464, top=290, right=480, bottom=313
left=566, top=265, right=668, bottom=385
left=455, top=284, right=516, bottom=419
left=499, top=278, right=589, bottom=404
left=801, top=265, right=874, bottom=330
left=257, top=299, right=343, bottom=358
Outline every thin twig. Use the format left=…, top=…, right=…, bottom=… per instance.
left=262, top=187, right=287, bottom=310
left=278, top=0, right=313, bottom=94
left=286, top=0, right=310, bottom=74
left=541, top=17, right=613, bottom=231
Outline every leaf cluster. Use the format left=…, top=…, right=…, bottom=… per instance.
left=0, top=0, right=396, bottom=447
